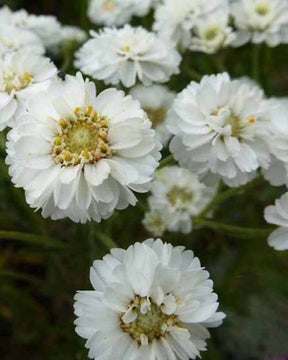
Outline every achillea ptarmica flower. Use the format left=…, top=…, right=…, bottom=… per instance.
left=143, top=211, right=167, bottom=237
left=75, top=25, right=181, bottom=88
left=0, top=6, right=62, bottom=49
left=6, top=73, right=161, bottom=223
left=129, top=85, right=175, bottom=146
left=262, top=98, right=288, bottom=187
left=189, top=6, right=236, bottom=54
left=0, top=51, right=57, bottom=131
left=145, top=166, right=216, bottom=235
left=231, top=0, right=288, bottom=47
left=153, top=0, right=226, bottom=49
left=0, top=25, right=45, bottom=57
left=88, top=0, right=155, bottom=26
left=60, top=26, right=87, bottom=45
left=168, top=73, right=271, bottom=187
left=264, top=193, right=288, bottom=250
left=74, top=239, right=225, bottom=359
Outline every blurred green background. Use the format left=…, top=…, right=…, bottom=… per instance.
left=1, top=1, right=288, bottom=359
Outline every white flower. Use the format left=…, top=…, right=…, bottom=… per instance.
left=74, top=239, right=226, bottom=359
left=262, top=98, right=288, bottom=187
left=168, top=73, right=271, bottom=187
left=87, top=0, right=155, bottom=26
left=60, top=26, right=87, bottom=45
left=129, top=85, right=175, bottom=146
left=75, top=25, right=181, bottom=88
left=0, top=51, right=57, bottom=131
left=0, top=25, right=45, bottom=57
left=145, top=166, right=216, bottom=234
left=87, top=0, right=133, bottom=26
left=231, top=0, right=288, bottom=47
left=189, top=6, right=236, bottom=54
left=153, top=0, right=227, bottom=49
left=143, top=211, right=166, bottom=237
left=264, top=193, right=288, bottom=250
left=6, top=73, right=161, bottom=223
left=0, top=6, right=62, bottom=49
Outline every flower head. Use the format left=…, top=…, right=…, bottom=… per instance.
left=6, top=72, right=161, bottom=223
left=231, top=0, right=288, bottom=46
left=265, top=193, right=288, bottom=250
left=189, top=6, right=236, bottom=54
left=74, top=239, right=225, bottom=359
left=75, top=25, right=181, bottom=88
left=0, top=51, right=57, bottom=130
left=168, top=73, right=271, bottom=187
left=129, top=85, right=175, bottom=146
left=0, top=25, right=44, bottom=57
left=145, top=166, right=216, bottom=235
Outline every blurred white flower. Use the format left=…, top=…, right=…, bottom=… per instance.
left=264, top=193, right=288, bottom=250
left=6, top=73, right=161, bottom=223
left=189, top=5, right=236, bottom=54
left=60, top=25, right=87, bottom=45
left=129, top=85, right=175, bottom=146
left=143, top=210, right=166, bottom=236
left=0, top=25, right=45, bottom=57
left=262, top=97, right=288, bottom=188
left=75, top=25, right=181, bottom=88
left=153, top=0, right=228, bottom=49
left=168, top=73, right=271, bottom=187
left=0, top=51, right=57, bottom=130
left=231, top=0, right=288, bottom=47
left=74, top=239, right=225, bottom=359
left=88, top=0, right=155, bottom=26
left=145, top=166, right=216, bottom=235
left=0, top=6, right=62, bottom=49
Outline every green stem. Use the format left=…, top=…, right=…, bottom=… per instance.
left=0, top=230, right=66, bottom=249
left=252, top=45, right=261, bottom=82
left=158, top=154, right=176, bottom=170
left=96, top=231, right=118, bottom=250
left=184, top=67, right=202, bottom=82
left=194, top=219, right=274, bottom=239
left=198, top=176, right=264, bottom=219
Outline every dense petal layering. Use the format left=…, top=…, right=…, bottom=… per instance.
left=168, top=73, right=271, bottom=187
left=75, top=25, right=181, bottom=88
left=6, top=72, right=161, bottom=223
left=74, top=239, right=225, bottom=359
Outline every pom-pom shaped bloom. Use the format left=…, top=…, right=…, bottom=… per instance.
left=153, top=0, right=226, bottom=49
left=75, top=25, right=181, bottom=88
left=6, top=73, right=161, bottom=223
left=144, top=166, right=216, bottom=235
left=168, top=73, right=271, bottom=187
left=231, top=0, right=288, bottom=47
left=88, top=0, right=154, bottom=26
left=129, top=85, right=175, bottom=146
left=74, top=239, right=225, bottom=359
left=0, top=6, right=62, bottom=49
left=0, top=25, right=45, bottom=57
left=60, top=26, right=88, bottom=45
left=262, top=98, right=288, bottom=187
left=87, top=0, right=134, bottom=26
left=264, top=193, right=288, bottom=250
left=0, top=51, right=57, bottom=130
left=189, top=5, right=236, bottom=54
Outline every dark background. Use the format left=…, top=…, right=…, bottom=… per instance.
left=1, top=1, right=288, bottom=360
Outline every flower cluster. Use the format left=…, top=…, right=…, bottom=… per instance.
left=143, top=166, right=216, bottom=236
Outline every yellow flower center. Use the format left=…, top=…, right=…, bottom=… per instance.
left=204, top=26, right=220, bottom=41
left=3, top=71, right=33, bottom=94
left=103, top=0, right=116, bottom=12
left=145, top=107, right=167, bottom=128
left=168, top=186, right=193, bottom=207
left=52, top=106, right=115, bottom=167
left=255, top=3, right=271, bottom=16
left=120, top=297, right=179, bottom=344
